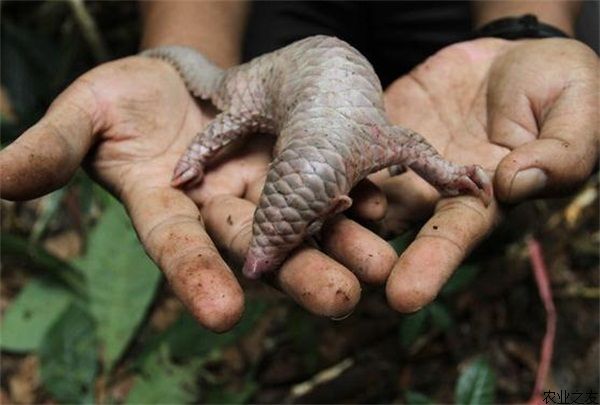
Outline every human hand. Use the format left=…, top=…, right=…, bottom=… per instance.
left=374, top=37, right=598, bottom=312
left=0, top=56, right=398, bottom=331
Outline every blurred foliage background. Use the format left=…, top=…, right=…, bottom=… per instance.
left=1, top=1, right=598, bottom=404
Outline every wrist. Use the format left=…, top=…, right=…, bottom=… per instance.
left=472, top=1, right=579, bottom=37
left=140, top=1, right=248, bottom=68
left=473, top=14, right=570, bottom=40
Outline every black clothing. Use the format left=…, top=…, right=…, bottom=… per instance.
left=243, top=1, right=471, bottom=88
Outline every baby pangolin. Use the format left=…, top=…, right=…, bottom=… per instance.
left=142, top=35, right=492, bottom=279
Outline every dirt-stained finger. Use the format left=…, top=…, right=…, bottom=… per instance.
left=276, top=248, right=362, bottom=318
left=488, top=39, right=599, bottom=203
left=202, top=194, right=361, bottom=318
left=386, top=197, right=499, bottom=313
left=348, top=178, right=388, bottom=221
left=321, top=215, right=397, bottom=284
left=125, top=185, right=244, bottom=332
left=0, top=82, right=100, bottom=200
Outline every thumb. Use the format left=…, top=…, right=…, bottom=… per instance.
left=495, top=135, right=597, bottom=203
left=0, top=80, right=103, bottom=200
left=487, top=40, right=598, bottom=203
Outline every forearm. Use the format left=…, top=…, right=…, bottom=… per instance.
left=140, top=1, right=248, bottom=68
left=472, top=1, right=581, bottom=36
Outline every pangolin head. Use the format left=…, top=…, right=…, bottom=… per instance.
left=242, top=148, right=351, bottom=279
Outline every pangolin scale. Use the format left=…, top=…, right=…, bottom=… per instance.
left=142, top=35, right=492, bottom=279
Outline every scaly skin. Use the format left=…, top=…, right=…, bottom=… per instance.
left=141, top=35, right=492, bottom=279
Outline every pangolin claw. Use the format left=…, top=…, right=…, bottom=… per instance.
left=448, top=165, right=493, bottom=206
left=242, top=253, right=272, bottom=280
left=171, top=161, right=203, bottom=188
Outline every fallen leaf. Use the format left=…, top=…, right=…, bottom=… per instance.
left=8, top=356, right=39, bottom=404
left=43, top=230, right=82, bottom=260
left=564, top=186, right=597, bottom=228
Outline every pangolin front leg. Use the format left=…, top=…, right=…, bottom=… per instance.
left=171, top=112, right=268, bottom=187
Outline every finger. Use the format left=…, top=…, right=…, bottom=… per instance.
left=125, top=186, right=244, bottom=332
left=321, top=215, right=397, bottom=285
left=347, top=178, right=387, bottom=221
left=386, top=197, right=498, bottom=313
left=379, top=171, right=439, bottom=218
left=201, top=194, right=361, bottom=318
left=495, top=136, right=598, bottom=203
left=0, top=81, right=101, bottom=200
left=243, top=171, right=267, bottom=205
left=368, top=170, right=440, bottom=238
left=493, top=84, right=599, bottom=201
left=488, top=42, right=599, bottom=203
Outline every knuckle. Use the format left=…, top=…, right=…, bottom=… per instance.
left=145, top=217, right=216, bottom=272
left=203, top=194, right=254, bottom=256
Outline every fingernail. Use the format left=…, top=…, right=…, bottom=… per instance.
left=509, top=168, right=547, bottom=202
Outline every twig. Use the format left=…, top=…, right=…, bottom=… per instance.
left=289, top=358, right=354, bottom=400
left=67, top=0, right=109, bottom=62
left=526, top=237, right=557, bottom=405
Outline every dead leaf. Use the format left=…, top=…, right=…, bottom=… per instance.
left=8, top=356, right=39, bottom=404
left=564, top=186, right=597, bottom=228
left=43, top=231, right=82, bottom=260
left=149, top=295, right=183, bottom=332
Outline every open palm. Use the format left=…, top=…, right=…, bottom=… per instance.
left=376, top=38, right=598, bottom=312
left=1, top=56, right=398, bottom=331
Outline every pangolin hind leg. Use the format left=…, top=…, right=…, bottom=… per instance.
left=379, top=125, right=493, bottom=205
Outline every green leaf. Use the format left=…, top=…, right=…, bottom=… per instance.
left=1, top=233, right=87, bottom=297
left=126, top=298, right=266, bottom=404
left=39, top=303, right=98, bottom=404
left=455, top=357, right=496, bottom=405
left=428, top=302, right=454, bottom=332
left=1, top=278, right=73, bottom=352
left=125, top=345, right=202, bottom=404
left=135, top=299, right=267, bottom=368
left=77, top=173, right=97, bottom=218
left=204, top=380, right=257, bottom=404
left=75, top=198, right=161, bottom=371
left=399, top=309, right=428, bottom=348
left=91, top=183, right=114, bottom=210
left=441, top=265, right=480, bottom=297
left=405, top=390, right=433, bottom=404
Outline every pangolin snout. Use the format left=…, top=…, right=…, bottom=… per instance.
left=242, top=193, right=353, bottom=279
left=242, top=248, right=287, bottom=279
left=242, top=252, right=269, bottom=279
left=242, top=207, right=317, bottom=278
